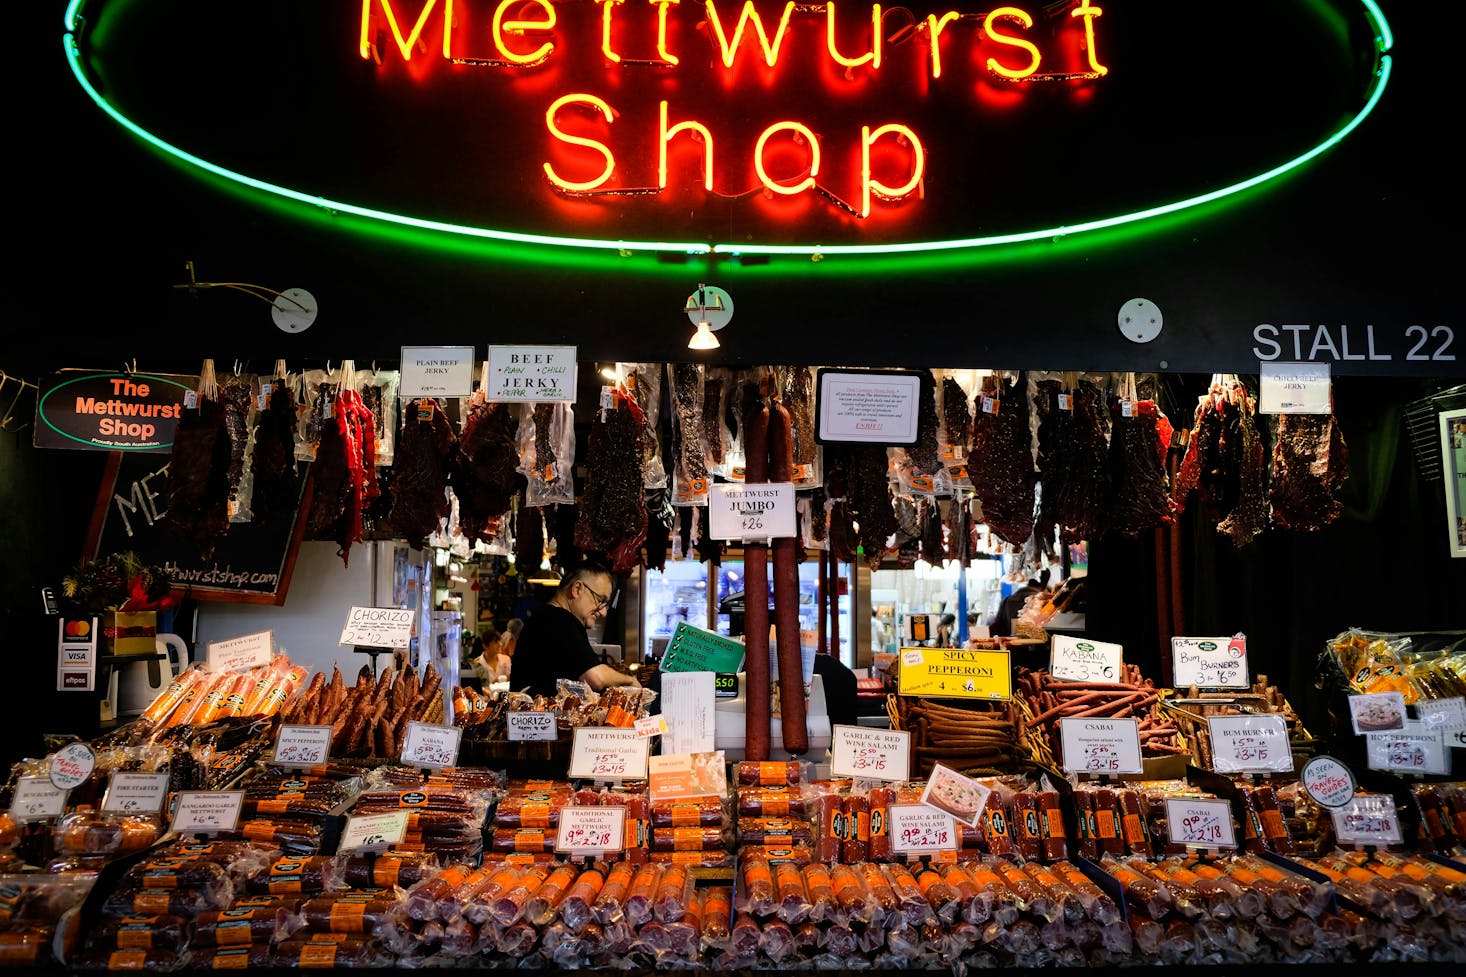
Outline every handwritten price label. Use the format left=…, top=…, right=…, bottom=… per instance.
left=101, top=771, right=170, bottom=815
left=889, top=804, right=958, bottom=855
left=1050, top=636, right=1123, bottom=684
left=556, top=806, right=627, bottom=854
left=1332, top=794, right=1402, bottom=846
left=507, top=712, right=558, bottom=742
left=9, top=776, right=67, bottom=822
left=570, top=729, right=649, bottom=781
left=1165, top=797, right=1237, bottom=850
left=339, top=811, right=409, bottom=853
left=830, top=725, right=910, bottom=783
left=399, top=721, right=463, bottom=770
left=1365, top=721, right=1448, bottom=775
left=1059, top=718, right=1142, bottom=775
left=171, top=791, right=245, bottom=835
left=1206, top=714, right=1293, bottom=773
left=49, top=741, right=97, bottom=791
left=708, top=483, right=796, bottom=541
left=1171, top=636, right=1249, bottom=690
left=273, top=725, right=333, bottom=768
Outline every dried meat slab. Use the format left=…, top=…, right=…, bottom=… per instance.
left=1268, top=413, right=1348, bottom=531
left=967, top=373, right=1037, bottom=547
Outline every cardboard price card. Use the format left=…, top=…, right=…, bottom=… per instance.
left=888, top=804, right=958, bottom=855
left=399, top=721, right=463, bottom=770
left=507, top=712, right=559, bottom=741
left=1365, top=721, right=1449, bottom=775
left=1058, top=717, right=1143, bottom=775
left=339, top=606, right=416, bottom=649
left=9, top=776, right=67, bottom=822
left=897, top=647, right=1012, bottom=701
left=205, top=630, right=274, bottom=673
left=273, top=725, right=334, bottom=768
left=1165, top=797, right=1237, bottom=851
left=556, top=806, right=627, bottom=854
left=1171, top=636, right=1249, bottom=689
left=1332, top=793, right=1403, bottom=846
left=830, top=725, right=910, bottom=782
left=339, top=811, right=410, bottom=853
left=171, top=790, right=245, bottom=835
left=1205, top=714, right=1294, bottom=774
left=570, top=728, right=650, bottom=781
left=1049, top=635, right=1124, bottom=684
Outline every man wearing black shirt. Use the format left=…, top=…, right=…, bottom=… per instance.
left=508, top=561, right=643, bottom=698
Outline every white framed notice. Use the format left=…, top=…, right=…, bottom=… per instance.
left=171, top=790, right=245, bottom=835
left=486, top=345, right=578, bottom=403
left=1441, top=407, right=1465, bottom=559
left=1059, top=717, right=1143, bottom=775
left=507, top=712, right=559, bottom=742
left=888, top=804, right=958, bottom=856
left=1416, top=696, right=1466, bottom=734
left=339, top=607, right=415, bottom=649
left=814, top=369, right=923, bottom=445
left=400, top=721, right=463, bottom=770
left=1171, top=635, right=1249, bottom=689
left=339, top=811, right=410, bottom=854
left=1049, top=635, right=1124, bottom=684
left=101, top=771, right=170, bottom=815
left=708, top=482, right=796, bottom=541
left=1205, top=714, right=1294, bottom=774
left=1365, top=720, right=1449, bottom=775
left=1258, top=361, right=1332, bottom=415
left=556, top=806, right=627, bottom=855
left=273, top=725, right=334, bottom=768
left=1332, top=793, right=1403, bottom=847
left=205, top=630, right=274, bottom=673
left=9, top=776, right=67, bottom=822
left=830, top=725, right=911, bottom=783
left=1165, top=796, right=1237, bottom=851
left=570, top=728, right=650, bottom=781
left=400, top=346, right=476, bottom=399
left=660, top=671, right=716, bottom=755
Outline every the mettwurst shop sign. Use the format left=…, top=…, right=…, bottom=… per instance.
left=34, top=370, right=194, bottom=452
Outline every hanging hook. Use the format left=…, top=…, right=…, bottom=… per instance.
left=0, top=371, right=37, bottom=433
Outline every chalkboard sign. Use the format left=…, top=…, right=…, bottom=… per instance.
left=83, top=452, right=311, bottom=605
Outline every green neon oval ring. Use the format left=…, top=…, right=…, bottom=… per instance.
left=63, top=1, right=1391, bottom=258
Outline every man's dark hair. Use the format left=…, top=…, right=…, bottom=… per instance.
left=557, top=559, right=613, bottom=594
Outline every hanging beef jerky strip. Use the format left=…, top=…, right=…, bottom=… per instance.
left=967, top=373, right=1037, bottom=547
left=1169, top=394, right=1209, bottom=515
left=533, top=402, right=559, bottom=478
left=1105, top=399, right=1176, bottom=537
left=908, top=371, right=942, bottom=476
left=671, top=363, right=709, bottom=485
left=942, top=376, right=972, bottom=455
left=388, top=398, right=456, bottom=547
left=1216, top=389, right=1267, bottom=547
left=919, top=498, right=946, bottom=565
left=574, top=399, right=648, bottom=571
left=787, top=366, right=818, bottom=467
left=515, top=499, right=545, bottom=571
left=453, top=399, right=521, bottom=543
left=1054, top=379, right=1111, bottom=544
left=167, top=392, right=233, bottom=560
left=220, top=373, right=254, bottom=499
left=305, top=399, right=351, bottom=543
left=1033, top=378, right=1070, bottom=548
left=851, top=445, right=897, bottom=568
left=249, top=380, right=300, bottom=527
left=808, top=486, right=829, bottom=543
left=702, top=373, right=726, bottom=466
left=1268, top=411, right=1348, bottom=531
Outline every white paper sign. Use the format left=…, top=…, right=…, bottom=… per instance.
left=1348, top=691, right=1407, bottom=734
left=49, top=742, right=96, bottom=791
left=570, top=728, right=650, bottom=781
left=400, top=721, right=463, bottom=770
left=889, top=804, right=958, bottom=855
left=1205, top=714, right=1294, bottom=773
left=339, top=607, right=416, bottom=649
left=400, top=345, right=476, bottom=399
left=102, top=771, right=171, bottom=815
left=171, top=790, right=245, bottom=835
left=1259, top=361, right=1332, bottom=415
left=1300, top=755, right=1356, bottom=809
left=556, top=806, right=627, bottom=854
left=1171, top=635, right=1249, bottom=689
left=661, top=671, right=716, bottom=755
left=507, top=712, right=559, bottom=742
left=1331, top=793, right=1403, bottom=846
left=1059, top=717, right=1144, bottom=775
left=9, top=776, right=67, bottom=821
left=339, top=811, right=410, bottom=853
left=816, top=370, right=922, bottom=444
left=1365, top=720, right=1449, bottom=775
left=273, top=725, right=334, bottom=768
left=709, top=482, right=796, bottom=541
left=1165, top=796, right=1237, bottom=850
left=1049, top=635, right=1124, bottom=684
left=1416, top=697, right=1466, bottom=734
left=830, top=725, right=911, bottom=782
left=205, top=630, right=274, bottom=673
left=486, top=345, right=578, bottom=402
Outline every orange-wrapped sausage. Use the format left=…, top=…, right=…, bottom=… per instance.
left=651, top=797, right=725, bottom=828
left=650, top=827, right=729, bottom=852
left=736, top=817, right=812, bottom=845
left=194, top=906, right=292, bottom=946
left=736, top=761, right=804, bottom=786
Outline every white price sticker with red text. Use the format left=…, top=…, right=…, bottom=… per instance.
left=1206, top=714, right=1294, bottom=774
left=1059, top=717, right=1143, bottom=775
left=1165, top=796, right=1237, bottom=850
left=570, top=729, right=650, bottom=781
left=1332, top=793, right=1402, bottom=846
left=888, top=804, right=958, bottom=855
left=830, top=725, right=910, bottom=783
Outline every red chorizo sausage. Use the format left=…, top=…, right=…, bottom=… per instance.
left=741, top=382, right=772, bottom=761
left=767, top=397, right=807, bottom=755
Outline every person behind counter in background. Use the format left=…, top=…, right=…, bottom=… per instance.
left=508, top=560, right=642, bottom=697
left=934, top=613, right=957, bottom=648
left=989, top=569, right=1050, bottom=638
left=870, top=609, right=892, bottom=655
left=469, top=627, right=513, bottom=686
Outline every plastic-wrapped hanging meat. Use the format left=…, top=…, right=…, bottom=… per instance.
left=220, top=373, right=255, bottom=503
left=850, top=445, right=897, bottom=569
left=967, top=373, right=1037, bottom=547
left=1033, top=378, right=1071, bottom=549
left=786, top=366, right=818, bottom=468
left=574, top=397, right=648, bottom=572
left=919, top=498, right=945, bottom=565
left=388, top=398, right=456, bottom=547
left=1269, top=410, right=1348, bottom=532
left=907, top=371, right=942, bottom=476
left=1216, top=386, right=1267, bottom=547
left=335, top=385, right=381, bottom=567
left=514, top=497, right=545, bottom=571
left=828, top=499, right=859, bottom=565
left=643, top=490, right=674, bottom=572
left=168, top=388, right=233, bottom=561
left=670, top=363, right=710, bottom=492
left=532, top=403, right=559, bottom=480
left=1105, top=397, right=1177, bottom=537
left=304, top=393, right=353, bottom=544
left=452, top=398, right=522, bottom=543
left=942, top=375, right=972, bottom=455
left=702, top=371, right=727, bottom=467
left=248, top=379, right=300, bottom=527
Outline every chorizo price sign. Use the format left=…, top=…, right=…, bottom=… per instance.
left=273, top=725, right=334, bottom=768
left=339, top=811, right=410, bottom=854
left=555, top=806, right=627, bottom=855
left=339, top=606, right=415, bottom=649
left=1171, top=636, right=1249, bottom=689
left=1331, top=793, right=1403, bottom=846
left=1059, top=718, right=1143, bottom=775
left=897, top=647, right=1012, bottom=701
left=830, top=725, right=910, bottom=783
left=171, top=790, right=245, bottom=835
left=1205, top=714, right=1294, bottom=774
left=1165, top=797, right=1237, bottom=851
left=400, top=721, right=463, bottom=770
left=570, top=729, right=650, bottom=781
left=1049, top=635, right=1123, bottom=684
left=507, top=712, right=559, bottom=741
left=888, top=804, right=958, bottom=855
left=709, top=482, right=796, bottom=541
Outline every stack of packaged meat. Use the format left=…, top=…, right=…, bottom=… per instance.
left=736, top=761, right=817, bottom=864
left=352, top=765, right=502, bottom=864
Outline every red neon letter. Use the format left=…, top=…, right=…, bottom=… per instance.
left=924, top=11, right=960, bottom=79
left=826, top=3, right=883, bottom=70
left=983, top=7, right=1040, bottom=80
left=659, top=102, right=715, bottom=191
left=1071, top=0, right=1108, bottom=76
left=704, top=0, right=796, bottom=68
left=493, top=0, right=557, bottom=65
left=544, top=94, right=616, bottom=192
left=360, top=0, right=453, bottom=61
left=599, top=0, right=624, bottom=62
left=754, top=123, right=820, bottom=195
left=652, top=0, right=681, bottom=65
left=861, top=124, right=924, bottom=217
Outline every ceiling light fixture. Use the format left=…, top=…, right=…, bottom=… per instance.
left=684, top=284, right=733, bottom=351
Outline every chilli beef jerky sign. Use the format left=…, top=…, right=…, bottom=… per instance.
left=35, top=370, right=194, bottom=453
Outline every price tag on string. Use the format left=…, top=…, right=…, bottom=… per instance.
left=339, top=811, right=409, bottom=854
left=830, top=725, right=910, bottom=783
left=1049, top=635, right=1123, bottom=684
left=507, top=712, right=558, bottom=742
left=1171, top=635, right=1249, bottom=689
left=1205, top=714, right=1293, bottom=774
left=556, top=806, right=627, bottom=855
left=9, top=776, right=67, bottom=822
left=101, top=771, right=170, bottom=815
left=1059, top=717, right=1143, bottom=775
left=171, top=791, right=245, bottom=836
left=1332, top=793, right=1402, bottom=846
left=570, top=729, right=649, bottom=781
left=888, top=804, right=958, bottom=855
left=1165, top=796, right=1237, bottom=851
left=273, top=725, right=333, bottom=768
left=400, top=721, right=463, bottom=770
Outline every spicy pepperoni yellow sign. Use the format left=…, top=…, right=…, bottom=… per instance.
left=897, top=647, right=1012, bottom=700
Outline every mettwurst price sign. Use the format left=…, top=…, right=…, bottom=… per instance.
left=830, top=725, right=910, bottom=782
left=570, top=729, right=650, bottom=781
left=888, top=804, right=958, bottom=856
left=708, top=482, right=796, bottom=541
